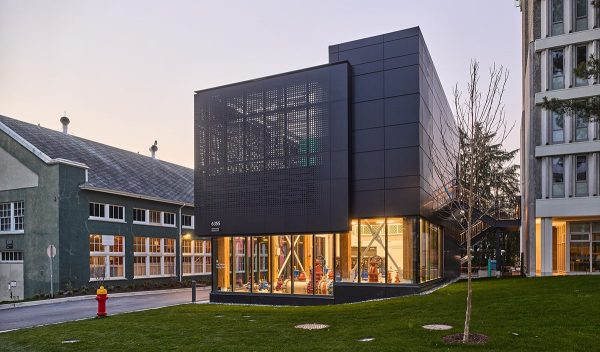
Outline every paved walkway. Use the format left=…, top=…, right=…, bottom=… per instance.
left=0, top=288, right=209, bottom=332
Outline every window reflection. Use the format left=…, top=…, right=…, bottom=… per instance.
left=574, top=0, right=588, bottom=32
left=552, top=157, right=565, bottom=198
left=551, top=0, right=564, bottom=36
left=551, top=112, right=564, bottom=143
left=551, top=49, right=565, bottom=90
left=420, top=219, right=442, bottom=282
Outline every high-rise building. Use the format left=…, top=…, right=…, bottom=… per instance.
left=520, top=0, right=600, bottom=276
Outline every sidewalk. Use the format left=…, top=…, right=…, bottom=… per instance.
left=0, top=286, right=209, bottom=311
left=0, top=288, right=210, bottom=332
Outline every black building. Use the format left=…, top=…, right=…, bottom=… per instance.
left=194, top=27, right=459, bottom=305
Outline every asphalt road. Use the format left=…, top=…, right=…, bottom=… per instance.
left=0, top=288, right=209, bottom=332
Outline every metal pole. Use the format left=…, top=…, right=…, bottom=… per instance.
left=178, top=205, right=184, bottom=283
left=50, top=255, right=54, bottom=298
left=191, top=280, right=197, bottom=303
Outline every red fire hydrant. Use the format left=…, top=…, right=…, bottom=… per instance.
left=96, top=285, right=108, bottom=317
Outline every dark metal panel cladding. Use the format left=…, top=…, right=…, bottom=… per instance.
left=194, top=63, right=350, bottom=236
left=329, top=26, right=456, bottom=219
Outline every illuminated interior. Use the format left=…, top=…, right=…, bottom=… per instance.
left=213, top=217, right=443, bottom=295
left=534, top=218, right=600, bottom=275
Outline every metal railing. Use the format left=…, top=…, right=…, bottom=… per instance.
left=432, top=181, right=521, bottom=245
left=432, top=181, right=521, bottom=221
left=458, top=219, right=492, bottom=244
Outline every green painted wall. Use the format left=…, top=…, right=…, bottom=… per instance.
left=0, top=130, right=60, bottom=298
left=58, top=184, right=203, bottom=290
left=1, top=129, right=207, bottom=299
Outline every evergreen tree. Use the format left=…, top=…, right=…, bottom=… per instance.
left=459, top=122, right=519, bottom=200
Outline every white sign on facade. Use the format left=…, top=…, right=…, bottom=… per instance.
left=102, top=235, right=114, bottom=246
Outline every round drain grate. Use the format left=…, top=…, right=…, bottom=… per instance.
left=61, top=340, right=80, bottom=344
left=294, top=323, right=330, bottom=330
left=423, top=324, right=453, bottom=331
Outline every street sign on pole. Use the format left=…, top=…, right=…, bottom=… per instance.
left=47, top=244, right=56, bottom=297
left=46, top=245, right=56, bottom=258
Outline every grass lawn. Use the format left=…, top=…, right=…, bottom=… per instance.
left=2, top=276, right=599, bottom=351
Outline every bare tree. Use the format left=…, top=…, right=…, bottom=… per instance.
left=429, top=60, right=514, bottom=343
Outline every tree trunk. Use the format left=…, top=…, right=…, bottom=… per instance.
left=463, top=179, right=474, bottom=343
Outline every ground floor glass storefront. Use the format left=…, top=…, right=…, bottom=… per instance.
left=535, top=219, right=600, bottom=274
left=569, top=221, right=600, bottom=273
left=212, top=217, right=443, bottom=296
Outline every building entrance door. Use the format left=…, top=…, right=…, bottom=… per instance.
left=0, top=260, right=24, bottom=301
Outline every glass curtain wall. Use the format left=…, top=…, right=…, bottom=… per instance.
left=569, top=221, right=600, bottom=272
left=213, top=234, right=335, bottom=295
left=387, top=218, right=413, bottom=284
left=335, top=217, right=423, bottom=284
left=420, top=219, right=442, bottom=282
left=213, top=217, right=443, bottom=293
left=358, top=219, right=386, bottom=283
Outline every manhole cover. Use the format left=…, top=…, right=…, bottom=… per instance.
left=358, top=337, right=375, bottom=342
left=61, top=340, right=80, bottom=344
left=295, top=323, right=330, bottom=330
left=423, top=324, right=453, bottom=331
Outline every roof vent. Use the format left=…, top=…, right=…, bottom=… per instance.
left=149, top=140, right=158, bottom=159
left=60, top=113, right=70, bottom=134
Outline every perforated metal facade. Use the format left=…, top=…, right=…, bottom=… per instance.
left=195, top=63, right=350, bottom=236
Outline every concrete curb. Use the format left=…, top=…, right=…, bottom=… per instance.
left=0, top=300, right=198, bottom=334
left=0, top=287, right=209, bottom=310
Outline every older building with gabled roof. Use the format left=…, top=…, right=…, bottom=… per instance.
left=0, top=114, right=207, bottom=301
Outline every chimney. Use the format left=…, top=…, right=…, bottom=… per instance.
left=149, top=140, right=158, bottom=159
left=60, top=114, right=70, bottom=134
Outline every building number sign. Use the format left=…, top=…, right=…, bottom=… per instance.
left=211, top=220, right=221, bottom=232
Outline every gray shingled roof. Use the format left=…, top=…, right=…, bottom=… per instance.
left=0, top=115, right=193, bottom=204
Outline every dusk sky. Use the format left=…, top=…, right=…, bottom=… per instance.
left=0, top=1, right=522, bottom=168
